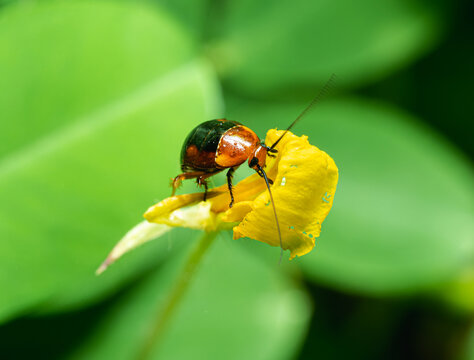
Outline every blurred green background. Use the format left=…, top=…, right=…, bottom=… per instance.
left=0, top=0, right=472, bottom=359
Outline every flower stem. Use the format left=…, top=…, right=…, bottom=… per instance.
left=137, top=230, right=218, bottom=360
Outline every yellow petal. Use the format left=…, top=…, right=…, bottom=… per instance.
left=222, top=201, right=253, bottom=222
left=145, top=197, right=219, bottom=231
left=144, top=191, right=238, bottom=231
left=144, top=193, right=204, bottom=222
left=232, top=129, right=339, bottom=259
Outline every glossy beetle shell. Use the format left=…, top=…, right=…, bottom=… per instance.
left=180, top=119, right=261, bottom=172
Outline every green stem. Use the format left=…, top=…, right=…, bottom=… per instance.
left=137, top=230, right=218, bottom=360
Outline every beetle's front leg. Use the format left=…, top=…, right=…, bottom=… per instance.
left=226, top=167, right=237, bottom=208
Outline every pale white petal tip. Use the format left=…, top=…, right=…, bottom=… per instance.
left=95, top=221, right=171, bottom=275
left=95, top=259, right=110, bottom=276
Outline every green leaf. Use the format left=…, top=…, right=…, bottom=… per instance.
left=151, top=0, right=209, bottom=43
left=224, top=96, right=474, bottom=295
left=436, top=266, right=474, bottom=314
left=207, top=0, right=441, bottom=94
left=71, top=238, right=311, bottom=360
left=465, top=325, right=474, bottom=360
left=0, top=1, right=222, bottom=322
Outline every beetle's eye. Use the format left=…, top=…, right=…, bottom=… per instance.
left=249, top=157, right=258, bottom=167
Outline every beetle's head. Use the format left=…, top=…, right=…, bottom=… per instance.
left=248, top=144, right=267, bottom=170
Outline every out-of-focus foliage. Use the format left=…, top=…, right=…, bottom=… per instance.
left=437, top=266, right=474, bottom=314
left=0, top=0, right=472, bottom=359
left=0, top=1, right=222, bottom=322
left=207, top=0, right=441, bottom=94
left=72, top=240, right=311, bottom=360
left=466, top=326, right=474, bottom=360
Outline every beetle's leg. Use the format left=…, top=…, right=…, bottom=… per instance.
left=203, top=181, right=208, bottom=201
left=196, top=176, right=207, bottom=201
left=171, top=171, right=215, bottom=196
left=196, top=177, right=209, bottom=201
left=226, top=167, right=237, bottom=208
left=171, top=174, right=185, bottom=196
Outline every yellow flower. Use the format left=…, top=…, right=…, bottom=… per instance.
left=97, top=129, right=338, bottom=274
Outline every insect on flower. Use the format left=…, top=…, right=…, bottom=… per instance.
left=171, top=75, right=337, bottom=262
left=96, top=77, right=338, bottom=274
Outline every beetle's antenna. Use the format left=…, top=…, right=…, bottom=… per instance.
left=257, top=165, right=283, bottom=264
left=269, top=74, right=336, bottom=151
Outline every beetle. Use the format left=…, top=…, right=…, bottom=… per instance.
left=171, top=75, right=336, bottom=261
left=171, top=119, right=277, bottom=205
